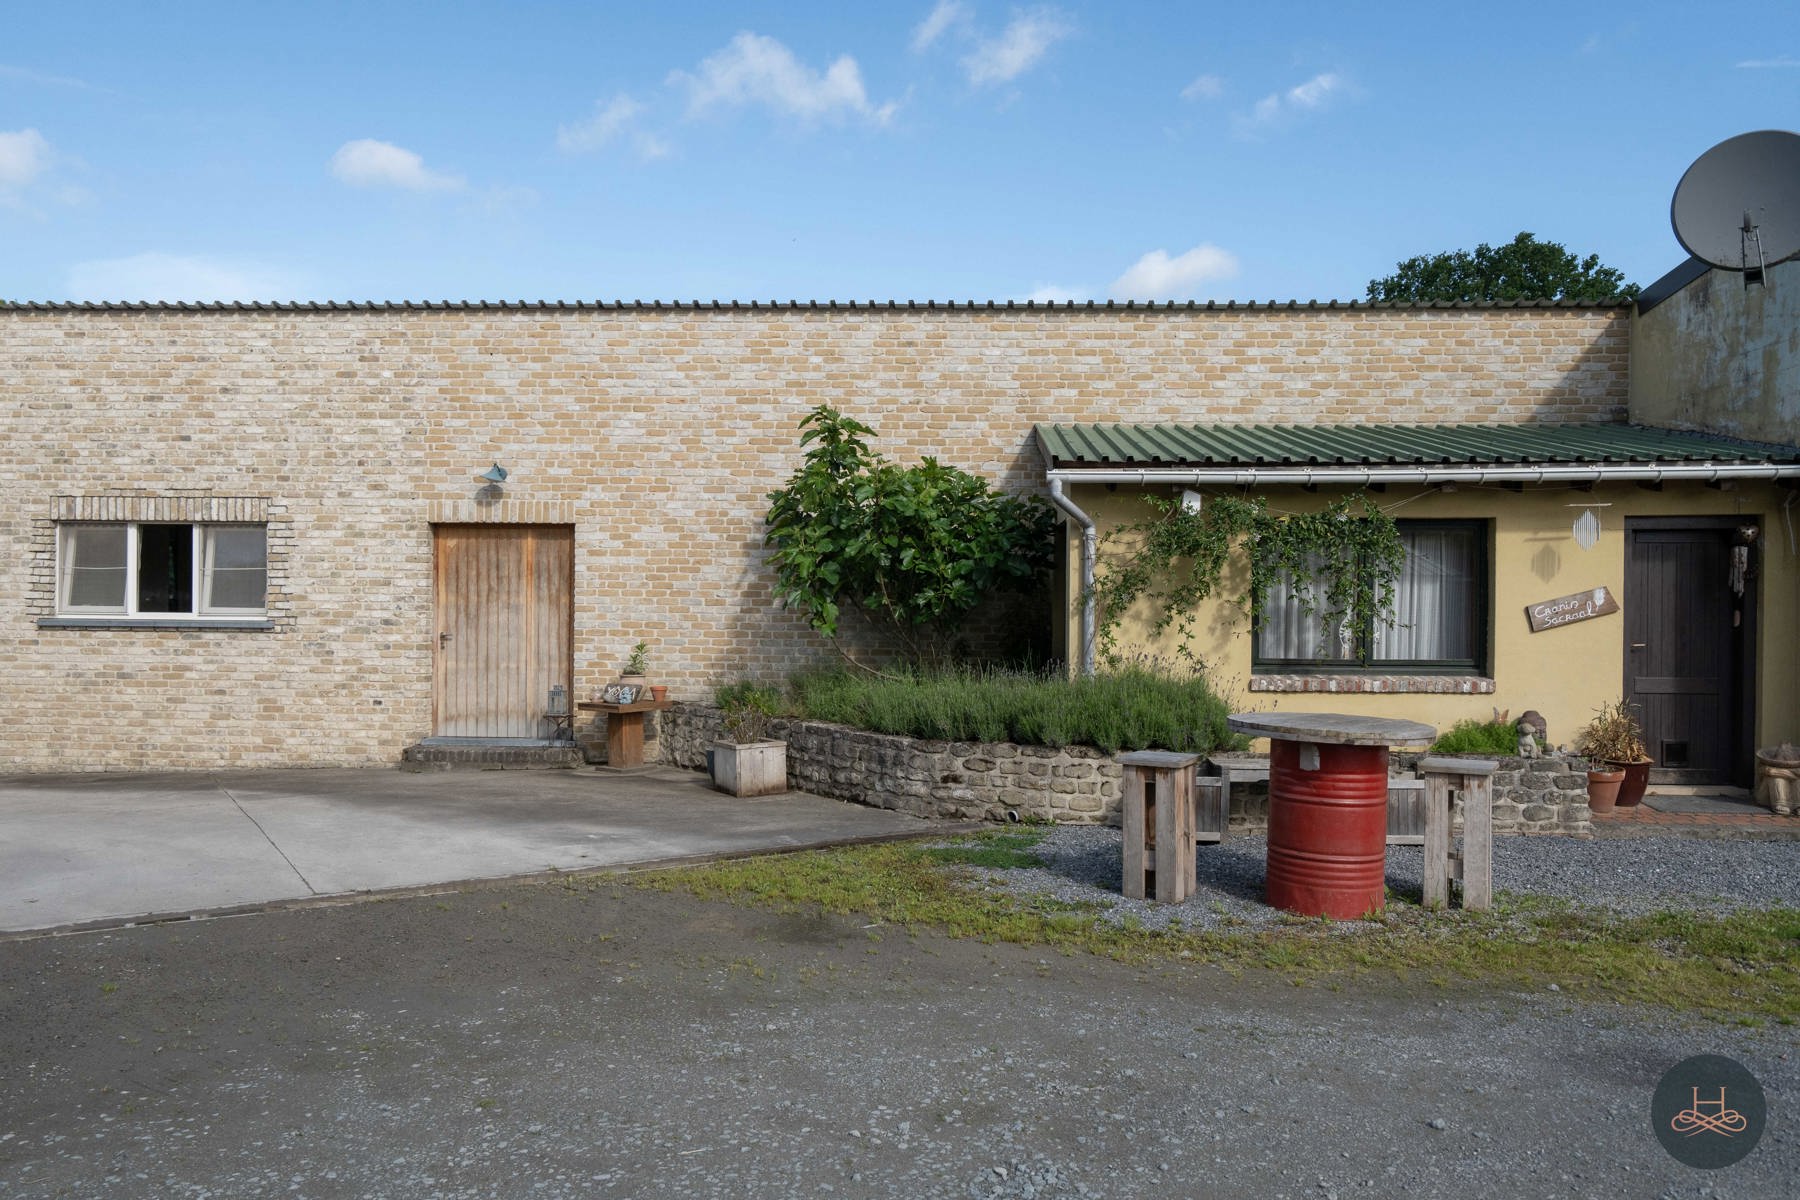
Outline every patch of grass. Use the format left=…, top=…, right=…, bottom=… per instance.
left=919, top=831, right=1048, bottom=870
left=621, top=836, right=1800, bottom=1022
left=1429, top=718, right=1524, bottom=756
left=786, top=663, right=1245, bottom=755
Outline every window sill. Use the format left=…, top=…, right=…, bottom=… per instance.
left=38, top=616, right=274, bottom=631
left=1249, top=674, right=1495, bottom=695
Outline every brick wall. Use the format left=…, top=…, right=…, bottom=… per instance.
left=0, top=304, right=1629, bottom=771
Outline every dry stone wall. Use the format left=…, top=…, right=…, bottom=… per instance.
left=0, top=304, right=1629, bottom=770
left=661, top=707, right=1594, bottom=835
left=659, top=705, right=1124, bottom=824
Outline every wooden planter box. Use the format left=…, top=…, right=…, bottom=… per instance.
left=712, top=740, right=788, bottom=797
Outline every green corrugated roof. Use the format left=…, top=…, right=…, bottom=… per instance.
left=1034, top=422, right=1800, bottom=469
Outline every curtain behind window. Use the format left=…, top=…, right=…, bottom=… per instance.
left=1255, top=551, right=1355, bottom=662
left=1373, top=526, right=1477, bottom=662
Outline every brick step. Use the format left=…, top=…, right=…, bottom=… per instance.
left=400, top=742, right=584, bottom=771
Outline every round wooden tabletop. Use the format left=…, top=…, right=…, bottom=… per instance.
left=1226, top=711, right=1436, bottom=746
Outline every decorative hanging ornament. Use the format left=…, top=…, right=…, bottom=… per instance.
left=1572, top=507, right=1601, bottom=551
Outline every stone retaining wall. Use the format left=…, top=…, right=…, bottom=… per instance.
left=659, top=706, right=1594, bottom=835
left=660, top=705, right=1122, bottom=824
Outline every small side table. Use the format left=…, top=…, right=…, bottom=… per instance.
left=577, top=700, right=673, bottom=768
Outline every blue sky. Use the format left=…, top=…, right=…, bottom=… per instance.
left=2, top=2, right=1796, bottom=303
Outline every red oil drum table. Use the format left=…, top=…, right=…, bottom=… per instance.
left=1225, top=712, right=1435, bottom=919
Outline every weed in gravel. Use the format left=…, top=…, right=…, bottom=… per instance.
left=623, top=834, right=1800, bottom=1022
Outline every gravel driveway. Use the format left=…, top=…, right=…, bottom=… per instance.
left=1, top=872, right=1793, bottom=1198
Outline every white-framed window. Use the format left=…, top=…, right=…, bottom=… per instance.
left=57, top=523, right=268, bottom=618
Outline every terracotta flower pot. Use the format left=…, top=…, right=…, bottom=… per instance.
left=1586, top=768, right=1626, bottom=814
left=1608, top=759, right=1651, bottom=808
left=649, top=685, right=668, bottom=702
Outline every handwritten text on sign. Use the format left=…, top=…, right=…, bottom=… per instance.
left=1525, top=586, right=1619, bottom=633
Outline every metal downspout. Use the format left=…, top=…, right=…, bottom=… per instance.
left=1047, top=478, right=1097, bottom=677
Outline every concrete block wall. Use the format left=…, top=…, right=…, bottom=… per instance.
left=0, top=303, right=1629, bottom=770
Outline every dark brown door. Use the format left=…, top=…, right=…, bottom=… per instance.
left=433, top=525, right=573, bottom=739
left=1624, top=522, right=1751, bottom=786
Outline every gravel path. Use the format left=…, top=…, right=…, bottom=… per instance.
left=2, top=874, right=1794, bottom=1199
left=971, top=827, right=1800, bottom=931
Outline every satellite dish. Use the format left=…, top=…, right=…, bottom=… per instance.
left=1671, top=130, right=1800, bottom=272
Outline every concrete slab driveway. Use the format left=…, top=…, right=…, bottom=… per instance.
left=0, top=767, right=937, bottom=934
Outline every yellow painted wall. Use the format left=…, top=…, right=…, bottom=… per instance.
left=1067, top=480, right=1800, bottom=757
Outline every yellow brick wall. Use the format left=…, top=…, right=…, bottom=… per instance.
left=0, top=305, right=1629, bottom=770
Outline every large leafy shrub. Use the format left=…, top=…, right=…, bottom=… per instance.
left=764, top=406, right=1054, bottom=663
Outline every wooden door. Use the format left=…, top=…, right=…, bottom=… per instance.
left=1624, top=522, right=1751, bottom=786
left=433, top=525, right=573, bottom=739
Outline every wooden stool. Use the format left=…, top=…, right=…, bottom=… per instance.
left=1118, top=751, right=1199, bottom=903
left=1419, top=756, right=1497, bottom=911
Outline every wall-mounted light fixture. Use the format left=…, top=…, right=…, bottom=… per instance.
left=476, top=463, right=509, bottom=486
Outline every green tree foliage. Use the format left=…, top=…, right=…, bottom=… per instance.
left=764, top=406, right=1055, bottom=662
left=1366, top=231, right=1638, bottom=303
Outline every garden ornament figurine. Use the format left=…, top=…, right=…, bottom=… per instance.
left=1515, top=710, right=1547, bottom=759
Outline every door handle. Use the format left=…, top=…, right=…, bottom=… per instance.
left=1630, top=642, right=1647, bottom=649
left=439, top=631, right=453, bottom=647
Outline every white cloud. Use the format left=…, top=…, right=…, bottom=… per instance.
left=1108, top=244, right=1239, bottom=300
left=1024, top=284, right=1088, bottom=303
left=963, top=9, right=1072, bottom=86
left=1180, top=74, right=1223, bottom=101
left=557, top=94, right=673, bottom=161
left=329, top=138, right=464, bottom=191
left=0, top=128, right=51, bottom=190
left=1736, top=55, right=1800, bottom=68
left=912, top=1, right=969, bottom=53
left=63, top=252, right=301, bottom=302
left=1235, top=71, right=1344, bottom=135
left=557, top=94, right=643, bottom=153
left=671, top=32, right=897, bottom=125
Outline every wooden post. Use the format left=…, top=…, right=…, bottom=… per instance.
left=1118, top=751, right=1200, bottom=903
left=1121, top=763, right=1148, bottom=900
left=1461, top=772, right=1494, bottom=911
left=1421, top=772, right=1453, bottom=908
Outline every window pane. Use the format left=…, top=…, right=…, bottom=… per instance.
left=208, top=526, right=266, bottom=570
left=138, top=524, right=195, bottom=613
left=1374, top=526, right=1478, bottom=662
left=202, top=526, right=267, bottom=611
left=62, top=525, right=127, bottom=609
left=1255, top=554, right=1356, bottom=662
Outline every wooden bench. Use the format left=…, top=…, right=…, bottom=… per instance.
left=1418, top=756, right=1497, bottom=910
left=1205, top=751, right=1269, bottom=844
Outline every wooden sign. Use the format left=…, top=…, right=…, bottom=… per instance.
left=600, top=683, right=642, bottom=704
left=1525, top=586, right=1619, bottom=632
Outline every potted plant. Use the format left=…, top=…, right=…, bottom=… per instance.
left=712, top=681, right=787, bottom=797
left=1575, top=699, right=1652, bottom=808
left=620, top=641, right=650, bottom=687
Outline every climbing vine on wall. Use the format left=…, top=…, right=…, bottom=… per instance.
left=1089, top=492, right=1405, bottom=666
